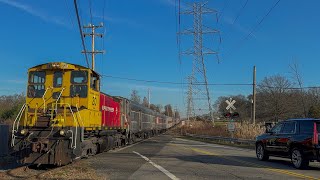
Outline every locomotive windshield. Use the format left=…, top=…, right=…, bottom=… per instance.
left=27, top=71, right=46, bottom=98
left=53, top=71, right=63, bottom=87
left=70, top=70, right=88, bottom=98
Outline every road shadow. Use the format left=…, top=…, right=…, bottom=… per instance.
left=174, top=154, right=320, bottom=171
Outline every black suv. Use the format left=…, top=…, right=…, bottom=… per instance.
left=255, top=119, right=320, bottom=169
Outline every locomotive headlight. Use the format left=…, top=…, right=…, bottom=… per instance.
left=20, top=129, right=28, bottom=135
left=59, top=130, right=65, bottom=136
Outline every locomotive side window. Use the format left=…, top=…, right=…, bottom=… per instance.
left=53, top=71, right=63, bottom=87
left=70, top=71, right=88, bottom=98
left=71, top=71, right=88, bottom=84
left=28, top=71, right=46, bottom=98
left=90, top=73, right=99, bottom=91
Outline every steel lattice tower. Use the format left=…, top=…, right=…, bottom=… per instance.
left=179, top=1, right=220, bottom=122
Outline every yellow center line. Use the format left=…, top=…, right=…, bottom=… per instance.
left=169, top=142, right=319, bottom=180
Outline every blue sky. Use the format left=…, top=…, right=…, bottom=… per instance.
left=0, top=0, right=320, bottom=116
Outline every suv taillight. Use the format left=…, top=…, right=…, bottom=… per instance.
left=313, top=122, right=319, bottom=145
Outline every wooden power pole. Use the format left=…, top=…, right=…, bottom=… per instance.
left=252, top=66, right=256, bottom=124
left=82, top=23, right=104, bottom=71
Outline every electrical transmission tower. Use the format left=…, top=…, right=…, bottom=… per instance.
left=179, top=1, right=220, bottom=122
left=82, top=23, right=104, bottom=70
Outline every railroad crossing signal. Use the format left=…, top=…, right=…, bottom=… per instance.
left=225, top=98, right=236, bottom=111
left=224, top=112, right=240, bottom=118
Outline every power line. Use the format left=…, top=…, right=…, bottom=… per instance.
left=64, top=0, right=76, bottom=29
left=102, top=75, right=251, bottom=86
left=224, top=0, right=281, bottom=58
left=102, top=75, right=320, bottom=89
left=232, top=0, right=249, bottom=25
left=218, top=0, right=229, bottom=20
left=241, top=0, right=281, bottom=42
left=74, top=0, right=90, bottom=68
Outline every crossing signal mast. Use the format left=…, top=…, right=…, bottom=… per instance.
left=82, top=23, right=105, bottom=71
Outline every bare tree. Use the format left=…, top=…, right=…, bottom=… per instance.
left=130, top=90, right=141, bottom=103
left=156, top=104, right=163, bottom=113
left=164, top=104, right=173, bottom=117
left=289, top=62, right=307, bottom=117
left=142, top=97, right=148, bottom=107
left=257, top=75, right=293, bottom=122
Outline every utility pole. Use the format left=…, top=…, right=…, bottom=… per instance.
left=82, top=23, right=104, bottom=70
left=148, top=88, right=151, bottom=108
left=252, top=66, right=256, bottom=124
left=179, top=1, right=220, bottom=123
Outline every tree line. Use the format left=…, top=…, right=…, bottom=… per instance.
left=130, top=89, right=180, bottom=118
left=0, top=93, right=25, bottom=124
left=215, top=74, right=320, bottom=123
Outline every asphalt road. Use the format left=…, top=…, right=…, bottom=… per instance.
left=85, top=134, right=320, bottom=180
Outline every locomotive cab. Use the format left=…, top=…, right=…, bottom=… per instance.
left=24, top=62, right=101, bottom=128
left=12, top=62, right=102, bottom=165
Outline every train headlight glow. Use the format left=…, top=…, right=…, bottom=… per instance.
left=59, top=130, right=65, bottom=136
left=20, top=129, right=28, bottom=135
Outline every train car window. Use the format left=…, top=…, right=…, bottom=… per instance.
left=29, top=71, right=45, bottom=83
left=53, top=71, right=63, bottom=87
left=71, top=71, right=88, bottom=84
left=70, top=85, right=88, bottom=98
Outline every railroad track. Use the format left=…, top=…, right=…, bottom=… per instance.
left=1, top=137, right=150, bottom=179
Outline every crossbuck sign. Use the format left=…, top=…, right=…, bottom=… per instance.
left=225, top=98, right=236, bottom=111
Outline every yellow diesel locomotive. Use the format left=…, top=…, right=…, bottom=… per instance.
left=11, top=62, right=176, bottom=166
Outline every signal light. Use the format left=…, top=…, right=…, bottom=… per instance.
left=224, top=112, right=231, bottom=118
left=232, top=112, right=239, bottom=118
left=224, top=112, right=240, bottom=118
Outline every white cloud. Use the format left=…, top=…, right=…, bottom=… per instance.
left=0, top=0, right=69, bottom=27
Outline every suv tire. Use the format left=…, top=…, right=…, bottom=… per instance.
left=256, top=143, right=269, bottom=161
left=291, top=148, right=309, bottom=169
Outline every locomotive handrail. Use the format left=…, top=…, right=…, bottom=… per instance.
left=11, top=103, right=26, bottom=147
left=54, top=102, right=78, bottom=149
left=76, top=104, right=84, bottom=142
left=55, top=87, right=65, bottom=112
left=42, top=87, right=52, bottom=113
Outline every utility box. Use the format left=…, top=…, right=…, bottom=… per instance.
left=0, top=124, right=9, bottom=156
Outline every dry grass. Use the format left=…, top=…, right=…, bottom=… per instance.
left=173, top=120, right=265, bottom=140
left=35, top=161, right=104, bottom=180
left=234, top=121, right=265, bottom=140
left=0, top=160, right=105, bottom=180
